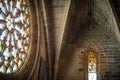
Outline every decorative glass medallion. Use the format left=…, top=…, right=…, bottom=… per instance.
left=0, top=0, right=30, bottom=74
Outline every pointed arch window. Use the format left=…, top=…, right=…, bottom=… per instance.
left=88, top=52, right=97, bottom=80
left=0, top=0, right=30, bottom=74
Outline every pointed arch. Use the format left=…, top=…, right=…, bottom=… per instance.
left=81, top=40, right=105, bottom=80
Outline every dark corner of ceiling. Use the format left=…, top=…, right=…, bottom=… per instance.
left=110, top=0, right=120, bottom=20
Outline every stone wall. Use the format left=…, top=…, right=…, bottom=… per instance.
left=57, top=25, right=120, bottom=80
left=93, top=0, right=120, bottom=42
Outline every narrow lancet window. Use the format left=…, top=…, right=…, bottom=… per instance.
left=88, top=52, right=97, bottom=80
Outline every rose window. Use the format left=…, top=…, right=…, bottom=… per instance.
left=0, top=0, right=30, bottom=74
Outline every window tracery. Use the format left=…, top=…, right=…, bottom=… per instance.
left=0, top=0, right=30, bottom=74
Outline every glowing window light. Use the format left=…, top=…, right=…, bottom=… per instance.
left=88, top=52, right=97, bottom=80
left=0, top=0, right=30, bottom=74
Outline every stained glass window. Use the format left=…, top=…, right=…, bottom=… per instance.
left=0, top=0, right=30, bottom=74
left=88, top=52, right=97, bottom=80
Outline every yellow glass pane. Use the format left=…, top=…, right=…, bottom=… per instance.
left=88, top=52, right=96, bottom=72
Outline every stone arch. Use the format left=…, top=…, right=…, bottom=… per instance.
left=81, top=39, right=105, bottom=80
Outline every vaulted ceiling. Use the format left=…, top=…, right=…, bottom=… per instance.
left=42, top=0, right=120, bottom=79
left=58, top=0, right=120, bottom=61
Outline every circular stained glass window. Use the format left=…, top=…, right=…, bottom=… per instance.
left=0, top=0, right=30, bottom=74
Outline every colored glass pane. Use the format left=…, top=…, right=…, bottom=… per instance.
left=88, top=52, right=97, bottom=80
left=0, top=0, right=30, bottom=74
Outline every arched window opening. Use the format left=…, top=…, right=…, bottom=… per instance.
left=88, top=52, right=97, bottom=80
left=0, top=0, right=30, bottom=74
